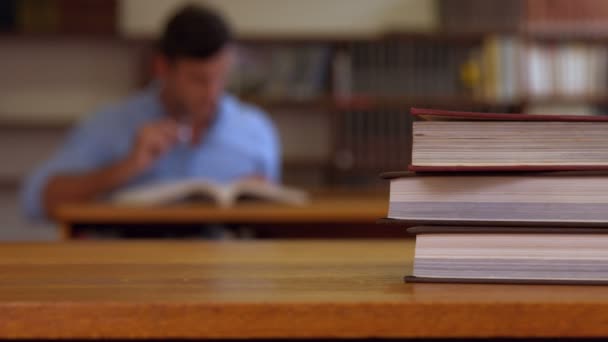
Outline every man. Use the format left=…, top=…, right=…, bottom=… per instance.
left=22, top=5, right=280, bottom=221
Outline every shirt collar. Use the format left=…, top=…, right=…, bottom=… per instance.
left=146, top=81, right=232, bottom=134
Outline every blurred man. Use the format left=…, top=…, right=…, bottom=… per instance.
left=22, top=5, right=280, bottom=221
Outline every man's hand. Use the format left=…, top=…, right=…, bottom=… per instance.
left=126, top=119, right=180, bottom=172
left=41, top=119, right=180, bottom=217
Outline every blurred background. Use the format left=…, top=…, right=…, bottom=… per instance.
left=2, top=0, right=607, bottom=240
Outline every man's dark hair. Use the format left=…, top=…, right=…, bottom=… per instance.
left=159, top=4, right=233, bottom=60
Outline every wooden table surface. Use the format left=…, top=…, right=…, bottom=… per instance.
left=53, top=194, right=389, bottom=239
left=2, top=240, right=608, bottom=339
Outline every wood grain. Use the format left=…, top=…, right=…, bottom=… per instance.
left=53, top=195, right=388, bottom=239
left=54, top=198, right=387, bottom=223
left=1, top=240, right=608, bottom=339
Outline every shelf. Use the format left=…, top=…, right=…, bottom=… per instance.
left=243, top=95, right=527, bottom=112
left=226, top=95, right=608, bottom=111
left=238, top=32, right=492, bottom=45
left=331, top=95, right=608, bottom=110
left=523, top=96, right=608, bottom=106
left=236, top=35, right=372, bottom=45
left=0, top=32, right=149, bottom=46
left=331, top=94, right=608, bottom=111
left=8, top=93, right=608, bottom=129
left=0, top=32, right=381, bottom=46
left=7, top=30, right=608, bottom=46
left=284, top=158, right=329, bottom=169
left=382, top=31, right=493, bottom=44
left=332, top=96, right=523, bottom=111
left=242, top=96, right=332, bottom=111
left=0, top=95, right=527, bottom=132
left=523, top=28, right=608, bottom=42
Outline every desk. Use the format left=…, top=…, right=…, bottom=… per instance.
left=53, top=194, right=389, bottom=239
left=1, top=240, right=608, bottom=339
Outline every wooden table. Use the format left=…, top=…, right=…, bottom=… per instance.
left=2, top=240, right=608, bottom=339
left=53, top=194, right=390, bottom=239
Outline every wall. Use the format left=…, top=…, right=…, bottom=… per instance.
left=119, top=0, right=438, bottom=37
left=0, top=40, right=139, bottom=122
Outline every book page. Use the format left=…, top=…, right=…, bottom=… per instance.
left=230, top=179, right=309, bottom=206
left=112, top=179, right=219, bottom=206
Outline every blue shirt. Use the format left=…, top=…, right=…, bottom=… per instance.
left=21, top=85, right=280, bottom=220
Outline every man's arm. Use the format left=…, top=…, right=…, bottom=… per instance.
left=258, top=114, right=281, bottom=183
left=42, top=157, right=140, bottom=216
left=23, top=118, right=179, bottom=219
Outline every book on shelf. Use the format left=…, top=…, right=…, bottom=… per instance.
left=405, top=226, right=608, bottom=285
left=439, top=0, right=608, bottom=34
left=229, top=45, right=329, bottom=101
left=56, top=0, right=117, bottom=34
left=409, top=107, right=608, bottom=172
left=525, top=42, right=608, bottom=101
left=7, top=0, right=116, bottom=34
left=333, top=108, right=411, bottom=173
left=525, top=0, right=608, bottom=34
left=17, top=0, right=59, bottom=33
left=111, top=179, right=309, bottom=208
left=333, top=40, right=474, bottom=99
left=438, top=0, right=523, bottom=33
left=0, top=0, right=17, bottom=32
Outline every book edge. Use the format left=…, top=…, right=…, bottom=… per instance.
left=409, top=165, right=608, bottom=173
left=406, top=226, right=608, bottom=235
left=380, top=218, right=608, bottom=229
left=403, top=275, right=608, bottom=285
left=410, top=107, right=608, bottom=122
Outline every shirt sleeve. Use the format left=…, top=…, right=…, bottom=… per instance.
left=20, top=113, right=118, bottom=221
left=253, top=110, right=281, bottom=183
left=262, top=118, right=281, bottom=183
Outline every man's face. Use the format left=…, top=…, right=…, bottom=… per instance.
left=158, top=47, right=232, bottom=122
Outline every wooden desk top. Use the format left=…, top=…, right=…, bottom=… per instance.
left=53, top=194, right=388, bottom=225
left=2, top=240, right=608, bottom=339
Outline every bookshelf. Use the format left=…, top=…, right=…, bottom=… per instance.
left=0, top=0, right=117, bottom=33
left=4, top=0, right=608, bottom=188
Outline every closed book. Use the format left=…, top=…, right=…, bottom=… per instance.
left=405, top=226, right=608, bottom=285
left=383, top=171, right=608, bottom=227
left=410, top=107, right=608, bottom=172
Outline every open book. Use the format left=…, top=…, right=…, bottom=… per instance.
left=111, top=179, right=310, bottom=207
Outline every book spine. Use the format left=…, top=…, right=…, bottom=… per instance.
left=0, top=0, right=17, bottom=32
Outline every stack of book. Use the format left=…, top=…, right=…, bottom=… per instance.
left=383, top=107, right=608, bottom=285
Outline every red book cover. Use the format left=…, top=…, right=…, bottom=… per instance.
left=409, top=107, right=608, bottom=172
left=408, top=165, right=608, bottom=172
left=410, top=107, right=608, bottom=122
